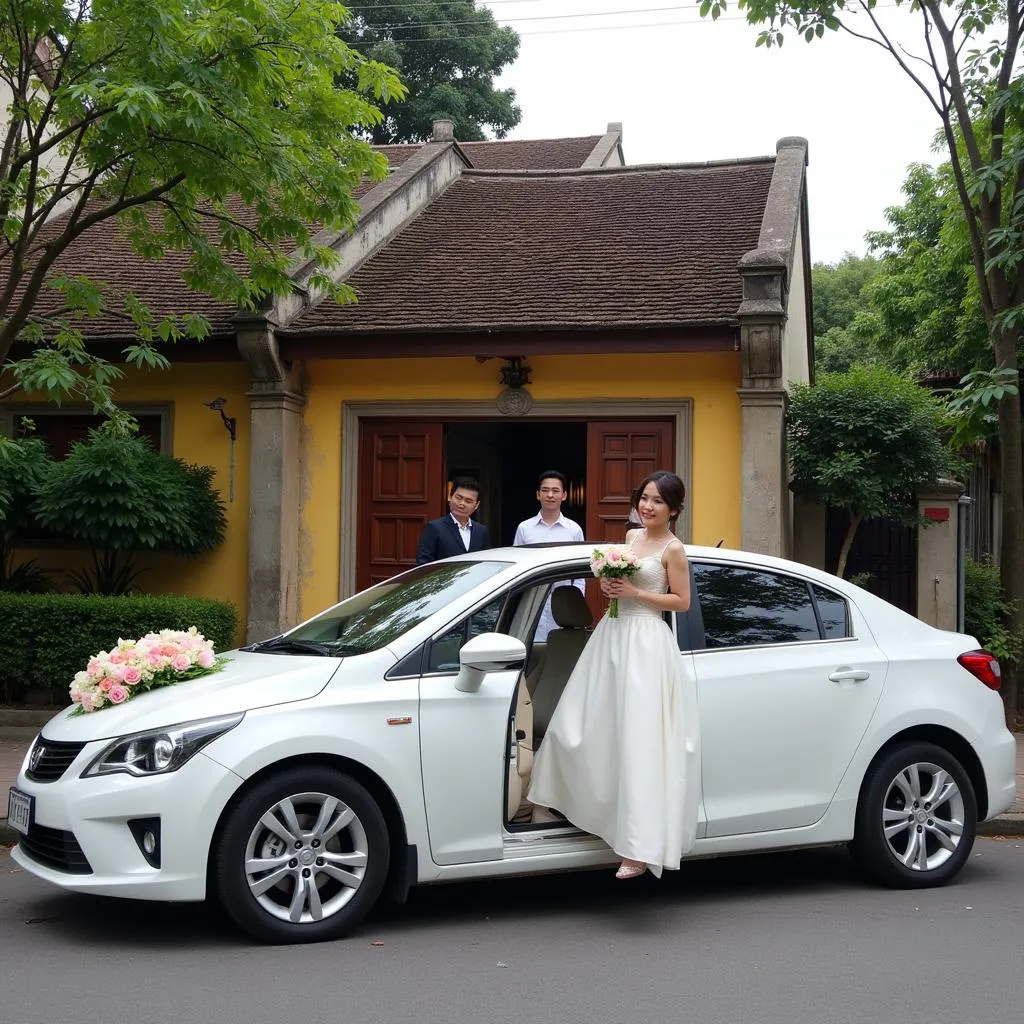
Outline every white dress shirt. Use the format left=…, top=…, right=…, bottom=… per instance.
left=451, top=513, right=473, bottom=551
left=513, top=512, right=585, bottom=640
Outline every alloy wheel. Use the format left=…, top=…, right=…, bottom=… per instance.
left=880, top=761, right=965, bottom=872
left=243, top=790, right=369, bottom=924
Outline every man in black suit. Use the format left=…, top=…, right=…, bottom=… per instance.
left=416, top=477, right=491, bottom=564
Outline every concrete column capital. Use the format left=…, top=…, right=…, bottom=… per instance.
left=737, top=387, right=788, bottom=408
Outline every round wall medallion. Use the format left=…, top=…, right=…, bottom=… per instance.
left=496, top=387, right=533, bottom=416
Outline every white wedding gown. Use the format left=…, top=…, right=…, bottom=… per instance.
left=527, top=538, right=700, bottom=876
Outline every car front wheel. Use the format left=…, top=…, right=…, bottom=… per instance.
left=214, top=767, right=390, bottom=943
left=851, top=741, right=977, bottom=888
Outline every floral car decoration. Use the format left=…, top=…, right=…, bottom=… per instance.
left=69, top=627, right=225, bottom=714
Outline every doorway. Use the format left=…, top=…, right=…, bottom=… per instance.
left=445, top=421, right=587, bottom=545
left=354, top=412, right=680, bottom=592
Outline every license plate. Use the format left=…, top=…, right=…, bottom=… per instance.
left=6, top=788, right=32, bottom=835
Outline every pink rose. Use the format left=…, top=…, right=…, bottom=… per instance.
left=108, top=650, right=125, bottom=665
left=98, top=678, right=113, bottom=692
left=122, top=666, right=142, bottom=685
left=171, top=653, right=191, bottom=672
left=609, top=550, right=621, bottom=561
left=108, top=685, right=128, bottom=704
left=87, top=657, right=102, bottom=674
left=198, top=650, right=215, bottom=669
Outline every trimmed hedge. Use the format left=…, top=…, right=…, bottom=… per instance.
left=0, top=593, right=239, bottom=705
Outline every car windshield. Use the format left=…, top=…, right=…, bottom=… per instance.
left=282, top=561, right=511, bottom=654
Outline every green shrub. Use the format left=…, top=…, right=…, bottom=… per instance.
left=963, top=555, right=1024, bottom=665
left=0, top=593, right=239, bottom=705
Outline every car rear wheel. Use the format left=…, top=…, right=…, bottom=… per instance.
left=851, top=741, right=977, bottom=888
left=214, top=767, right=390, bottom=943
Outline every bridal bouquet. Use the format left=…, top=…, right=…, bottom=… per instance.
left=69, top=627, right=225, bottom=714
left=590, top=545, right=642, bottom=618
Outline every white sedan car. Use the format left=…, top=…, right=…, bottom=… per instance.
left=8, top=544, right=1018, bottom=943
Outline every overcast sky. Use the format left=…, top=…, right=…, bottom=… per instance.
left=484, top=1, right=945, bottom=265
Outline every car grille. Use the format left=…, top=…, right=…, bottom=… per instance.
left=17, top=822, right=93, bottom=875
left=25, top=739, right=86, bottom=782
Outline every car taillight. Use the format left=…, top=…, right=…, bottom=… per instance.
left=957, top=650, right=1002, bottom=690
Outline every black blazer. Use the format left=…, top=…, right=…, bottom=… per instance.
left=416, top=515, right=490, bottom=564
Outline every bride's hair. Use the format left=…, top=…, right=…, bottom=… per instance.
left=632, top=470, right=685, bottom=524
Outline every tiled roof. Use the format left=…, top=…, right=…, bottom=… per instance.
left=6, top=135, right=606, bottom=340
left=460, top=137, right=603, bottom=170
left=281, top=160, right=776, bottom=336
left=370, top=136, right=604, bottom=171
left=6, top=202, right=252, bottom=339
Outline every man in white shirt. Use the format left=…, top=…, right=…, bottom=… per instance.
left=513, top=470, right=585, bottom=641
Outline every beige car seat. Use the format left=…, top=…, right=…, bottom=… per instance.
left=507, top=679, right=535, bottom=821
left=531, top=586, right=593, bottom=740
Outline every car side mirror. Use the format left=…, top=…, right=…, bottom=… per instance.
left=454, top=633, right=527, bottom=693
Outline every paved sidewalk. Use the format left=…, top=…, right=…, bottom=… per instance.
left=2, top=715, right=1023, bottom=845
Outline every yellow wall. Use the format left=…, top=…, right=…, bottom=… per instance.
left=5, top=351, right=743, bottom=635
left=300, top=351, right=742, bottom=620
left=4, top=363, right=251, bottom=642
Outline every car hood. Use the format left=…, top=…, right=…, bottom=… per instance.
left=38, top=651, right=341, bottom=743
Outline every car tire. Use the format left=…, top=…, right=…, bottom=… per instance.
left=214, top=766, right=390, bottom=944
left=851, top=741, right=977, bottom=889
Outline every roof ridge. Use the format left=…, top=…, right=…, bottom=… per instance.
left=460, top=156, right=777, bottom=179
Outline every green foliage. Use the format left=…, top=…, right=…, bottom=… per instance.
left=0, top=0, right=405, bottom=414
left=964, top=555, right=1024, bottom=665
left=788, top=365, right=952, bottom=522
left=946, top=366, right=1020, bottom=447
left=338, top=0, right=520, bottom=143
left=811, top=253, right=882, bottom=373
left=864, top=164, right=990, bottom=376
left=788, top=365, right=952, bottom=575
left=0, top=430, right=54, bottom=590
left=0, top=593, right=238, bottom=704
left=29, top=426, right=227, bottom=593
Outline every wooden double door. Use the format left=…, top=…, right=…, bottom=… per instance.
left=357, top=418, right=674, bottom=591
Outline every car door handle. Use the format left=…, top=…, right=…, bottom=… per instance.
left=829, top=667, right=871, bottom=683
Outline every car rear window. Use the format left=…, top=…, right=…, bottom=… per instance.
left=287, top=561, right=510, bottom=653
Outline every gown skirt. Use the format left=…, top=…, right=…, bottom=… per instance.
left=527, top=595, right=700, bottom=877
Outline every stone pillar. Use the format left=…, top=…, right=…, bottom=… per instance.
left=738, top=387, right=788, bottom=557
left=237, top=319, right=307, bottom=643
left=916, top=479, right=965, bottom=631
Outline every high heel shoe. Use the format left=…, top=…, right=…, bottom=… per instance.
left=615, top=861, right=647, bottom=879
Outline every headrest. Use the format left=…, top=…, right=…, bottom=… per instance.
left=551, top=585, right=593, bottom=629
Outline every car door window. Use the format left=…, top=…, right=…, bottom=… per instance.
left=693, top=563, right=820, bottom=648
left=426, top=596, right=505, bottom=673
left=812, top=584, right=851, bottom=639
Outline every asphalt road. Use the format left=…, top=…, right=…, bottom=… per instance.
left=1, top=839, right=1022, bottom=1024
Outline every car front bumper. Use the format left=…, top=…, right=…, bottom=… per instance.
left=10, top=746, right=242, bottom=901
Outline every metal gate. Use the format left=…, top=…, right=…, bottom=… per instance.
left=826, top=509, right=918, bottom=614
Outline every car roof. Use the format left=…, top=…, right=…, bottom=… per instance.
left=444, top=542, right=845, bottom=587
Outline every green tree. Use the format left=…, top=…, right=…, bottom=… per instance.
left=338, top=0, right=520, bottom=143
left=0, top=0, right=404, bottom=421
left=811, top=253, right=881, bottom=372
left=704, top=0, right=1024, bottom=721
left=31, top=426, right=228, bottom=594
left=0, top=429, right=52, bottom=591
left=863, top=163, right=989, bottom=376
left=787, top=365, right=951, bottom=579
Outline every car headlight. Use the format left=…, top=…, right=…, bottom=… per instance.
left=84, top=713, right=244, bottom=778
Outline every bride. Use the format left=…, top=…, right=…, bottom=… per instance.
left=527, top=470, right=700, bottom=880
